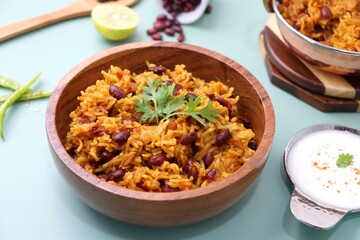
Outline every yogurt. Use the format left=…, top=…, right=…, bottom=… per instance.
left=286, top=128, right=360, bottom=210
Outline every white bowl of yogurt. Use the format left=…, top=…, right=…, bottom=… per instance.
left=284, top=124, right=360, bottom=229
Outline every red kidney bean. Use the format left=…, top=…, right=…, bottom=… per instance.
left=186, top=158, right=199, bottom=182
left=248, top=140, right=257, bottom=150
left=203, top=152, right=214, bottom=168
left=177, top=33, right=185, bottom=42
left=96, top=173, right=109, bottom=181
left=151, top=33, right=163, bottom=41
left=108, top=169, right=125, bottom=182
left=215, top=129, right=231, bottom=146
left=165, top=80, right=183, bottom=95
left=186, top=116, right=200, bottom=126
left=78, top=117, right=91, bottom=124
left=321, top=6, right=332, bottom=19
left=153, top=21, right=166, bottom=31
left=161, top=182, right=180, bottom=192
left=206, top=169, right=216, bottom=181
left=112, top=130, right=130, bottom=145
left=205, top=4, right=212, bottom=14
left=109, top=85, right=126, bottom=100
left=147, top=28, right=158, bottom=36
left=100, top=150, right=117, bottom=162
left=122, top=117, right=138, bottom=123
left=173, top=25, right=182, bottom=33
left=210, top=95, right=232, bottom=112
left=148, top=65, right=167, bottom=75
left=157, top=13, right=167, bottom=21
left=149, top=153, right=167, bottom=166
left=180, top=132, right=197, bottom=145
left=165, top=28, right=175, bottom=36
left=185, top=92, right=197, bottom=100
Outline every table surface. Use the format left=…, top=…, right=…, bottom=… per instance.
left=1, top=1, right=360, bottom=239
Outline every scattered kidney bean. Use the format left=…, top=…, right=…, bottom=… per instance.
left=151, top=33, right=163, bottom=41
left=203, top=152, right=214, bottom=168
left=149, top=153, right=167, bottom=166
left=147, top=0, right=212, bottom=42
left=161, top=182, right=180, bottom=192
left=185, top=158, right=199, bottom=182
left=108, top=169, right=125, bottom=182
left=165, top=80, right=183, bottom=95
left=321, top=6, right=332, bottom=19
left=166, top=120, right=178, bottom=131
left=180, top=132, right=197, bottom=145
left=177, top=33, right=185, bottom=42
left=96, top=173, right=109, bottom=181
left=109, top=85, right=126, bottom=100
left=215, top=129, right=231, bottom=146
left=210, top=95, right=232, bottom=112
left=112, top=130, right=130, bottom=145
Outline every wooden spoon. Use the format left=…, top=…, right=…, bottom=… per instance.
left=0, top=0, right=139, bottom=43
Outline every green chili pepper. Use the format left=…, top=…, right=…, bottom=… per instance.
left=0, top=73, right=41, bottom=140
left=0, top=75, right=23, bottom=90
left=0, top=90, right=52, bottom=105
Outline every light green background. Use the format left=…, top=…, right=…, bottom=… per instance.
left=1, top=1, right=359, bottom=239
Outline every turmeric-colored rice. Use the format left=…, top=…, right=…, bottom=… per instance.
left=279, top=0, right=360, bottom=52
left=65, top=63, right=255, bottom=192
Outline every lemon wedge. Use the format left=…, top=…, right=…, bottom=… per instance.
left=91, top=4, right=139, bottom=41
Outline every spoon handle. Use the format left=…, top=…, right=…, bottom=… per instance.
left=0, top=0, right=138, bottom=43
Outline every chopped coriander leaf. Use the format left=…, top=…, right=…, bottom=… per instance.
left=134, top=77, right=220, bottom=125
left=336, top=153, right=354, bottom=168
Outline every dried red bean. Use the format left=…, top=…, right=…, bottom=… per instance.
left=100, top=150, right=117, bottom=162
left=108, top=169, right=125, bottom=182
left=203, top=152, right=214, bottom=168
left=109, top=85, right=126, bottom=100
left=149, top=153, right=167, bottom=166
left=186, top=159, right=199, bottom=182
left=161, top=182, right=180, bottom=192
left=206, top=169, right=216, bottom=181
left=112, top=130, right=130, bottom=145
left=148, top=65, right=166, bottom=75
left=205, top=5, right=212, bottom=14
left=180, top=132, right=197, bottom=145
left=177, top=33, right=185, bottom=42
left=165, top=28, right=175, bottom=36
left=147, top=28, right=158, bottom=35
left=153, top=21, right=166, bottom=31
left=173, top=25, right=182, bottom=33
left=321, top=6, right=332, bottom=19
left=151, top=33, right=163, bottom=41
left=157, top=13, right=168, bottom=21
left=215, top=129, right=231, bottom=146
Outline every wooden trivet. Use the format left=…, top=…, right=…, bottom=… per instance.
left=264, top=14, right=360, bottom=99
left=259, top=32, right=360, bottom=112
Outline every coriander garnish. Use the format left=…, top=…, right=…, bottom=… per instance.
left=336, top=153, right=354, bottom=168
left=134, top=77, right=220, bottom=126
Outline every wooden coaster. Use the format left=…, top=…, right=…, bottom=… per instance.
left=259, top=32, right=360, bottom=112
left=264, top=14, right=360, bottom=99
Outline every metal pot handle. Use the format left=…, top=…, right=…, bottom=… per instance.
left=290, top=187, right=348, bottom=229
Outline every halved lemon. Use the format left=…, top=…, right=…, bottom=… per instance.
left=91, top=4, right=140, bottom=41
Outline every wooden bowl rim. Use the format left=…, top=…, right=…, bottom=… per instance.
left=45, top=41, right=275, bottom=201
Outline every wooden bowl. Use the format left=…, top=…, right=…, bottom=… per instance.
left=45, top=41, right=275, bottom=226
left=263, top=0, right=360, bottom=75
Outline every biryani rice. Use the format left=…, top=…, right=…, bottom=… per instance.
left=278, top=0, right=360, bottom=52
left=65, top=63, right=255, bottom=192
